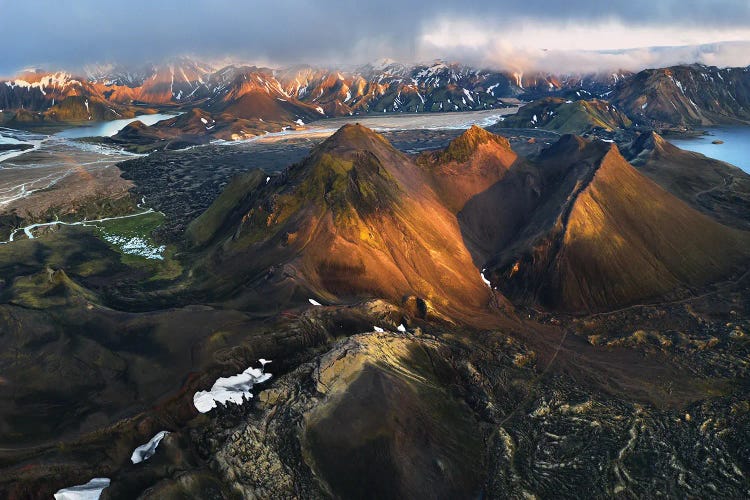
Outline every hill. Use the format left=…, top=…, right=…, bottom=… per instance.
left=498, top=97, right=632, bottom=135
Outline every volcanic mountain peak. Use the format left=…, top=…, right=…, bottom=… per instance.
left=417, top=126, right=519, bottom=213
left=440, top=125, right=512, bottom=164
left=189, top=124, right=494, bottom=322
left=318, top=123, right=396, bottom=155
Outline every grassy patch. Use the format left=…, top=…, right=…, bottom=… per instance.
left=96, top=211, right=166, bottom=237
left=91, top=211, right=183, bottom=281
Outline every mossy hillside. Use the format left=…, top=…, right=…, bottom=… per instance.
left=186, top=170, right=266, bottom=248
left=501, top=97, right=631, bottom=134
left=228, top=151, right=403, bottom=247
left=9, top=268, right=98, bottom=309
left=0, top=228, right=125, bottom=286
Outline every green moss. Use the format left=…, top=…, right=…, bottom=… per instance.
left=501, top=97, right=632, bottom=134
left=10, top=268, right=98, bottom=309
left=96, top=211, right=165, bottom=237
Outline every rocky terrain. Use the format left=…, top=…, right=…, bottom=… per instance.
left=0, top=123, right=748, bottom=499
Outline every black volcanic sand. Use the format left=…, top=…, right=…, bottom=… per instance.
left=118, top=128, right=559, bottom=240
left=0, top=143, right=34, bottom=153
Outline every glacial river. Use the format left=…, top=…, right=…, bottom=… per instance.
left=0, top=114, right=176, bottom=207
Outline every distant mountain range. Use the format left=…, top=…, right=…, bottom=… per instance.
left=1, top=58, right=749, bottom=134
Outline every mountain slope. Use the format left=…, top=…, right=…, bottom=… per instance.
left=625, top=132, right=750, bottom=230
left=469, top=135, right=750, bottom=312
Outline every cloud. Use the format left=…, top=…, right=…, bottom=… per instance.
left=418, top=18, right=750, bottom=72
left=1, top=1, right=749, bottom=75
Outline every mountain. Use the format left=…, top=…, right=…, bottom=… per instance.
left=276, top=61, right=520, bottom=115
left=498, top=97, right=632, bottom=135
left=86, top=58, right=214, bottom=103
left=625, top=131, right=750, bottom=230
left=199, top=65, right=324, bottom=123
left=0, top=60, right=633, bottom=128
left=610, top=64, right=750, bottom=127
left=0, top=71, right=139, bottom=122
left=462, top=134, right=750, bottom=312
left=186, top=124, right=495, bottom=323
left=185, top=124, right=750, bottom=317
left=5, top=59, right=750, bottom=133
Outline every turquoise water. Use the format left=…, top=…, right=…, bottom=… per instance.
left=668, top=127, right=750, bottom=174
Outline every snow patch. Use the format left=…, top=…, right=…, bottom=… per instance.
left=102, top=234, right=165, bottom=260
left=193, top=364, right=272, bottom=413
left=54, top=478, right=110, bottom=500
left=308, top=298, right=322, bottom=306
left=481, top=271, right=492, bottom=288
left=131, top=431, right=169, bottom=464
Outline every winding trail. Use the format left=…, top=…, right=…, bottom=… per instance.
left=693, top=173, right=733, bottom=201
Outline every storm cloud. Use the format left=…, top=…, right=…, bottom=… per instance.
left=2, top=0, right=750, bottom=75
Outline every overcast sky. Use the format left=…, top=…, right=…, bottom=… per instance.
left=3, top=0, right=750, bottom=75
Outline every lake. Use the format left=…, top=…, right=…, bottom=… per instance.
left=55, top=112, right=178, bottom=139
left=668, top=127, right=750, bottom=174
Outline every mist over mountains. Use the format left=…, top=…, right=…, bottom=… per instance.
left=3, top=0, right=750, bottom=76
